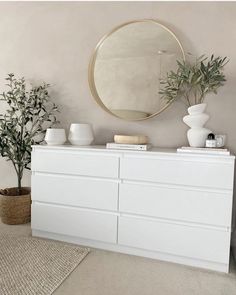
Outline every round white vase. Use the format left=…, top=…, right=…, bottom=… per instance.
left=68, top=123, right=94, bottom=146
left=183, top=103, right=211, bottom=148
left=44, top=128, right=66, bottom=145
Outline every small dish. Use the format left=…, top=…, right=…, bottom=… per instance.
left=114, top=135, right=148, bottom=144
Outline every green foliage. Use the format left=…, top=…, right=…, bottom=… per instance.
left=0, top=73, right=59, bottom=193
left=159, top=54, right=228, bottom=107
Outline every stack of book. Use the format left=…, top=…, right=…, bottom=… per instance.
left=177, top=146, right=230, bottom=155
left=106, top=143, right=151, bottom=151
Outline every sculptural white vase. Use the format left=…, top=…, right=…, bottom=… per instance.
left=183, top=103, right=211, bottom=148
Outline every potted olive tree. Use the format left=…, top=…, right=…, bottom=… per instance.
left=0, top=73, right=58, bottom=224
left=159, top=55, right=228, bottom=147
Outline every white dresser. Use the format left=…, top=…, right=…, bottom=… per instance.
left=31, top=145, right=235, bottom=272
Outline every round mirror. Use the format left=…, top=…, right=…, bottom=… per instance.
left=89, top=19, right=185, bottom=121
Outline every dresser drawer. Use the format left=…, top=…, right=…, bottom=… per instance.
left=119, top=183, right=232, bottom=227
left=118, top=216, right=230, bottom=264
left=31, top=150, right=119, bottom=178
left=120, top=156, right=234, bottom=189
left=32, top=203, right=117, bottom=243
left=32, top=174, right=119, bottom=211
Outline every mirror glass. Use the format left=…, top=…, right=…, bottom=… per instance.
left=89, top=20, right=184, bottom=120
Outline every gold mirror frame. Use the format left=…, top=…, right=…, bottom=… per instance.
left=88, top=19, right=185, bottom=121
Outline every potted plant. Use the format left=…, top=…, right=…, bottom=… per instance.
left=0, top=73, right=58, bottom=224
left=159, top=55, right=228, bottom=147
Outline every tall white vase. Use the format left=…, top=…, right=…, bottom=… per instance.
left=183, top=103, right=211, bottom=148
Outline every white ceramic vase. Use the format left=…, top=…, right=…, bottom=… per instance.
left=183, top=103, right=211, bottom=148
left=68, top=123, right=94, bottom=146
left=44, top=128, right=66, bottom=145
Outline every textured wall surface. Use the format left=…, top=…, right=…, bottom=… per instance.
left=0, top=1, right=236, bottom=188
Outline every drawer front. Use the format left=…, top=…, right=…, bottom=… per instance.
left=120, top=156, right=234, bottom=189
left=31, top=151, right=119, bottom=178
left=32, top=203, right=117, bottom=243
left=118, top=216, right=230, bottom=264
left=119, top=183, right=232, bottom=226
left=32, top=174, right=118, bottom=211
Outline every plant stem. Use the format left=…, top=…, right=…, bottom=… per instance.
left=17, top=175, right=22, bottom=195
left=194, top=90, right=197, bottom=105
left=16, top=164, right=23, bottom=195
left=200, top=93, right=205, bottom=103
left=184, top=93, right=191, bottom=107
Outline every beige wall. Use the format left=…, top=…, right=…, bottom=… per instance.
left=0, top=1, right=236, bottom=188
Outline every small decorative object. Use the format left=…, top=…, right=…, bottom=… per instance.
left=205, top=133, right=217, bottom=148
left=215, top=135, right=226, bottom=148
left=160, top=55, right=228, bottom=147
left=183, top=103, right=211, bottom=148
left=68, top=123, right=94, bottom=145
left=0, top=73, right=58, bottom=224
left=45, top=128, right=66, bottom=145
left=114, top=135, right=148, bottom=145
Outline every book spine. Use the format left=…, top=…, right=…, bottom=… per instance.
left=177, top=149, right=229, bottom=155
left=106, top=143, right=148, bottom=150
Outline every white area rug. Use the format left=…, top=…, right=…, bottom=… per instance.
left=0, top=235, right=89, bottom=295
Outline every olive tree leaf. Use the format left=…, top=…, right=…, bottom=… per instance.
left=159, top=54, right=228, bottom=107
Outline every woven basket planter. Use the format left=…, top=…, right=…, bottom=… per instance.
left=0, top=187, right=31, bottom=225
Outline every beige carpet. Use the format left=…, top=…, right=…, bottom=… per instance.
left=0, top=222, right=236, bottom=295
left=0, top=234, right=89, bottom=295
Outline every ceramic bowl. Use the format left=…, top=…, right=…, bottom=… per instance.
left=114, top=135, right=148, bottom=144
